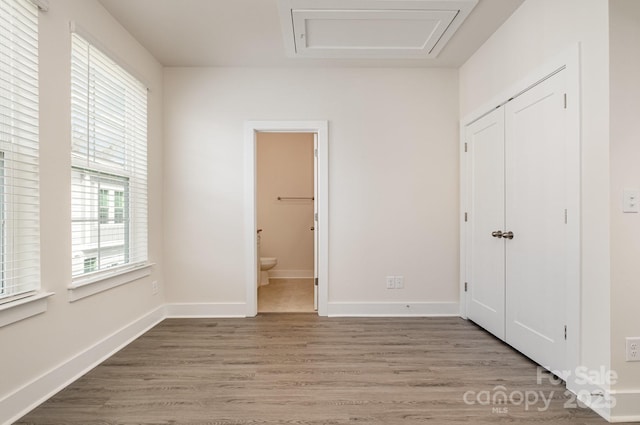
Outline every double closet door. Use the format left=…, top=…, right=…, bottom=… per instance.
left=465, top=69, right=569, bottom=374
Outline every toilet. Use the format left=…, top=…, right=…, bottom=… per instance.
left=257, top=229, right=277, bottom=286
left=259, top=257, right=277, bottom=286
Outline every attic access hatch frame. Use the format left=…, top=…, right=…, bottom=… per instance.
left=278, top=0, right=478, bottom=59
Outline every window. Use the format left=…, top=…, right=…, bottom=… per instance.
left=0, top=0, right=41, bottom=302
left=84, top=257, right=97, bottom=274
left=97, top=186, right=126, bottom=225
left=99, top=188, right=108, bottom=224
left=70, top=32, right=147, bottom=279
left=114, top=190, right=124, bottom=223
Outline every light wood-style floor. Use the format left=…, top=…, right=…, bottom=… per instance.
left=258, top=278, right=314, bottom=313
left=16, top=315, right=610, bottom=425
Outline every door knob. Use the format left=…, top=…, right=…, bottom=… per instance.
left=491, top=230, right=503, bottom=238
left=503, top=231, right=514, bottom=240
left=310, top=227, right=314, bottom=231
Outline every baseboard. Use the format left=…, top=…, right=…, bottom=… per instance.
left=268, top=270, right=313, bottom=279
left=575, top=388, right=640, bottom=423
left=569, top=382, right=611, bottom=422
left=165, top=302, right=247, bottom=318
left=609, top=390, right=640, bottom=422
left=1, top=305, right=166, bottom=425
left=566, top=377, right=640, bottom=422
left=327, top=301, right=460, bottom=317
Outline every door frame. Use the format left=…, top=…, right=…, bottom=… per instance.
left=244, top=121, right=329, bottom=316
left=460, top=45, right=581, bottom=381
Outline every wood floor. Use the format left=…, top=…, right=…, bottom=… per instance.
left=258, top=278, right=314, bottom=313
left=16, top=315, right=609, bottom=425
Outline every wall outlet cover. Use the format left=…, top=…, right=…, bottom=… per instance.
left=386, top=276, right=395, bottom=289
left=626, top=337, right=640, bottom=361
left=394, top=276, right=404, bottom=289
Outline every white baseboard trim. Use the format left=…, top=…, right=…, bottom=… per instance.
left=575, top=388, right=640, bottom=423
left=569, top=383, right=611, bottom=422
left=1, top=305, right=166, bottom=425
left=269, top=270, right=313, bottom=279
left=566, top=378, right=640, bottom=422
left=165, top=302, right=247, bottom=318
left=327, top=301, right=460, bottom=317
left=609, top=390, right=640, bottom=422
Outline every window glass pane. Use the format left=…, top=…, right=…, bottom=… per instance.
left=71, top=168, right=129, bottom=277
left=83, top=257, right=97, bottom=273
left=99, top=189, right=108, bottom=224
left=114, top=190, right=124, bottom=223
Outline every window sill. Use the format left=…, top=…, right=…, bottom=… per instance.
left=0, top=292, right=55, bottom=328
left=68, top=263, right=153, bottom=302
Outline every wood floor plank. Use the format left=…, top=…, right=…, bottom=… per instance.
left=16, top=315, right=613, bottom=425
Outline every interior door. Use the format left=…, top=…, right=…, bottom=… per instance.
left=466, top=108, right=506, bottom=340
left=504, top=70, right=567, bottom=373
left=313, top=133, right=319, bottom=311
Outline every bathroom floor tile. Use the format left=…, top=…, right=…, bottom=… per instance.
left=258, top=278, right=315, bottom=313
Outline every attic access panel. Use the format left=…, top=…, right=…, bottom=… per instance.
left=279, top=0, right=478, bottom=59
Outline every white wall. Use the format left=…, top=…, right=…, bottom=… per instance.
left=257, top=132, right=314, bottom=276
left=609, top=0, right=640, bottom=416
left=163, top=67, right=460, bottom=310
left=0, top=0, right=164, bottom=421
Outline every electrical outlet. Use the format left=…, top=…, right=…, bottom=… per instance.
left=623, top=189, right=640, bottom=213
left=626, top=337, right=640, bottom=361
left=394, top=276, right=404, bottom=289
left=386, top=276, right=395, bottom=289
left=151, top=280, right=159, bottom=295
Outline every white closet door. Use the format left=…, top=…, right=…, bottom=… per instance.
left=466, top=108, right=506, bottom=340
left=505, top=70, right=567, bottom=373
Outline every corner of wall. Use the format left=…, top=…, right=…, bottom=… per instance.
left=0, top=306, right=166, bottom=425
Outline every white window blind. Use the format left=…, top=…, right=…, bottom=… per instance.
left=70, top=32, right=147, bottom=279
left=0, top=0, right=41, bottom=302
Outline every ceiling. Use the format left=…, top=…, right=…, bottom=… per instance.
left=98, top=0, right=524, bottom=68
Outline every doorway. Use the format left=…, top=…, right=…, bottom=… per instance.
left=244, top=121, right=329, bottom=317
left=256, top=132, right=315, bottom=312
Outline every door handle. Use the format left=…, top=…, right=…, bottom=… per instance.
left=310, top=227, right=314, bottom=231
left=503, top=231, right=514, bottom=240
left=491, top=230, right=503, bottom=238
